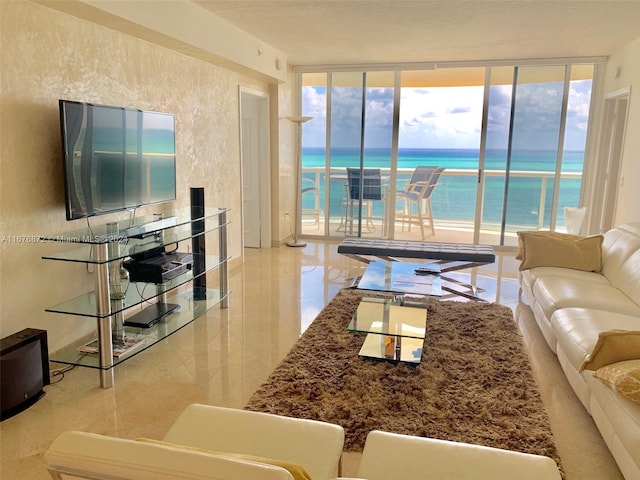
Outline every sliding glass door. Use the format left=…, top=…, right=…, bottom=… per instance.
left=298, top=61, right=596, bottom=246
left=478, top=65, right=593, bottom=246
left=301, top=72, right=395, bottom=238
left=396, top=68, right=485, bottom=243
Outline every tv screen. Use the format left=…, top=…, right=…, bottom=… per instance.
left=59, top=100, right=177, bottom=220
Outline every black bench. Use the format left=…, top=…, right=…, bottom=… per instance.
left=337, top=238, right=496, bottom=300
left=337, top=238, right=495, bottom=267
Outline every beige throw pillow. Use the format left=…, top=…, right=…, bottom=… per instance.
left=595, top=359, right=640, bottom=405
left=580, top=330, right=640, bottom=371
left=515, top=231, right=581, bottom=260
left=517, top=231, right=603, bottom=272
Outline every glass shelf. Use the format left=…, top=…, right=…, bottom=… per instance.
left=42, top=209, right=229, bottom=264
left=41, top=207, right=228, bottom=244
left=41, top=203, right=229, bottom=387
left=50, top=288, right=229, bottom=369
left=45, top=254, right=226, bottom=318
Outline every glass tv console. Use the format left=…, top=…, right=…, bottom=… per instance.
left=40, top=207, right=230, bottom=388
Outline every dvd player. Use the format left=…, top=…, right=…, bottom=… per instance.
left=123, top=251, right=193, bottom=284
left=124, top=302, right=180, bottom=328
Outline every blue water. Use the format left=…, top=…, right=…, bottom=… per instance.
left=301, top=147, right=583, bottom=229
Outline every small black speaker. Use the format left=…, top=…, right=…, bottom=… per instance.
left=1, top=328, right=50, bottom=421
left=190, top=187, right=207, bottom=300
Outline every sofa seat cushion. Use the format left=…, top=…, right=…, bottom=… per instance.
left=533, top=276, right=640, bottom=319
left=551, top=308, right=640, bottom=373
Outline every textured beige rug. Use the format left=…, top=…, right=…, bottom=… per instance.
left=245, top=289, right=561, bottom=469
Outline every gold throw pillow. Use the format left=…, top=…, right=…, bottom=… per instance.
left=594, top=359, right=640, bottom=405
left=516, top=231, right=583, bottom=260
left=517, top=231, right=603, bottom=272
left=581, top=330, right=640, bottom=371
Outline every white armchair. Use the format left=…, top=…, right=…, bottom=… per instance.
left=342, top=430, right=563, bottom=480
left=45, top=404, right=345, bottom=480
left=46, top=431, right=296, bottom=480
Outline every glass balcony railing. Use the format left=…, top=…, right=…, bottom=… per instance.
left=299, top=166, right=583, bottom=244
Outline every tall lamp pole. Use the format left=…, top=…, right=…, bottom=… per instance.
left=285, top=115, right=313, bottom=247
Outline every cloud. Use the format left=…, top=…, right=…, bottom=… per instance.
left=399, top=85, right=484, bottom=148
left=301, top=75, right=592, bottom=152
left=302, top=86, right=327, bottom=120
left=449, top=107, right=472, bottom=114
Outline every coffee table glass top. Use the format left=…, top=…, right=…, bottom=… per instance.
left=357, top=261, right=442, bottom=296
left=348, top=297, right=428, bottom=364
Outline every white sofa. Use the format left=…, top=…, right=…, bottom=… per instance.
left=519, top=222, right=640, bottom=480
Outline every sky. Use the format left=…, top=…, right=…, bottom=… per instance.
left=301, top=78, right=592, bottom=152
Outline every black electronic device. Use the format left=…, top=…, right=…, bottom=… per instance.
left=128, top=244, right=167, bottom=262
left=1, top=328, right=50, bottom=421
left=59, top=99, right=177, bottom=221
left=121, top=216, right=177, bottom=239
left=191, top=187, right=207, bottom=300
left=124, top=302, right=180, bottom=329
left=123, top=251, right=193, bottom=285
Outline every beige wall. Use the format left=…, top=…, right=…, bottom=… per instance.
left=0, top=1, right=279, bottom=351
left=601, top=37, right=640, bottom=226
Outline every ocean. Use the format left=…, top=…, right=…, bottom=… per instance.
left=301, top=147, right=583, bottom=228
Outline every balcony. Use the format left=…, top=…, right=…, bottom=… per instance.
left=299, top=167, right=582, bottom=247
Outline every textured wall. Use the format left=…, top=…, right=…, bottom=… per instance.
left=0, top=1, right=270, bottom=351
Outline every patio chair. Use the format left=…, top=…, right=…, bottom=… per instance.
left=396, top=166, right=444, bottom=239
left=342, top=168, right=386, bottom=235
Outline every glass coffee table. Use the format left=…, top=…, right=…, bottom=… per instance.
left=348, top=296, right=427, bottom=364
left=356, top=261, right=442, bottom=296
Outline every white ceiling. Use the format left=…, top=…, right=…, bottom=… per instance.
left=195, top=0, right=640, bottom=66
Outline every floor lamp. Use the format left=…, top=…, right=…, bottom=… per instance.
left=286, top=115, right=313, bottom=247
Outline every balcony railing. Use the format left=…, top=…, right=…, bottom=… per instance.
left=300, top=166, right=582, bottom=240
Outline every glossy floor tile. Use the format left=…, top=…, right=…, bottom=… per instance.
left=0, top=241, right=624, bottom=479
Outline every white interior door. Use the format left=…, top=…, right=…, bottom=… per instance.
left=590, top=88, right=629, bottom=233
left=241, top=113, right=261, bottom=247
left=240, top=88, right=270, bottom=248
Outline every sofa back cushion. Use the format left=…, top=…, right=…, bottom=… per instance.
left=602, top=223, right=640, bottom=306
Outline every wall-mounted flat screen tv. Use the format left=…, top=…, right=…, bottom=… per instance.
left=59, top=99, right=177, bottom=220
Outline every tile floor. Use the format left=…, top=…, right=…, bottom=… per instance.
left=0, top=241, right=624, bottom=479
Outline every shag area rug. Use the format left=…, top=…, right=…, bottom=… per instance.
left=245, top=289, right=561, bottom=469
